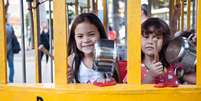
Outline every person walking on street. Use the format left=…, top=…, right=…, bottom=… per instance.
left=6, top=16, right=15, bottom=83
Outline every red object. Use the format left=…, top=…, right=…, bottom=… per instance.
left=154, top=64, right=183, bottom=88
left=118, top=61, right=127, bottom=82
left=108, top=31, right=117, bottom=40
left=93, top=79, right=116, bottom=87
left=141, top=64, right=183, bottom=88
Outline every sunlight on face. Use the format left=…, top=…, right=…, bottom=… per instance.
left=74, top=22, right=100, bottom=55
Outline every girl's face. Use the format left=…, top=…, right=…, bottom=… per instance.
left=74, top=22, right=100, bottom=55
left=141, top=32, right=163, bottom=57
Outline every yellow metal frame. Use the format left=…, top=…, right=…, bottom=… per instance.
left=32, top=0, right=40, bottom=83
left=0, top=0, right=7, bottom=84
left=1, top=0, right=201, bottom=100
left=53, top=0, right=68, bottom=86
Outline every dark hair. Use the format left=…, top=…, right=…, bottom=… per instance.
left=141, top=4, right=148, bottom=16
left=68, top=13, right=107, bottom=83
left=141, top=17, right=172, bottom=67
left=109, top=26, right=112, bottom=31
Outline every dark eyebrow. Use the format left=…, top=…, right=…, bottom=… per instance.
left=75, top=31, right=96, bottom=35
left=87, top=31, right=96, bottom=34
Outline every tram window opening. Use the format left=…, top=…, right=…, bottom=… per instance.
left=141, top=0, right=196, bottom=86
left=66, top=0, right=127, bottom=84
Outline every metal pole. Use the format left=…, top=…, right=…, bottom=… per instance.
left=48, top=0, right=53, bottom=83
left=20, top=0, right=26, bottom=83
left=103, top=0, right=108, bottom=31
left=28, top=2, right=34, bottom=49
left=192, top=0, right=195, bottom=29
left=125, top=0, right=127, bottom=47
left=75, top=0, right=78, bottom=15
left=187, top=0, right=191, bottom=31
left=36, top=0, right=42, bottom=83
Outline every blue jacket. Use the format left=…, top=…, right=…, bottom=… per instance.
left=6, top=24, right=14, bottom=52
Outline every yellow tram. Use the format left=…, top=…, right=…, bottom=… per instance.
left=0, top=0, right=201, bottom=101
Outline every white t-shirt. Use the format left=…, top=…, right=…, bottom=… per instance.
left=78, top=61, right=105, bottom=83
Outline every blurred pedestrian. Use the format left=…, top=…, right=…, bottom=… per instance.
left=39, top=21, right=50, bottom=63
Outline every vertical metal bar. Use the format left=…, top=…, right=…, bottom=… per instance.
left=20, top=0, right=27, bottom=83
left=95, top=0, right=98, bottom=15
left=181, top=0, right=184, bottom=31
left=36, top=0, right=41, bottom=83
left=102, top=0, right=108, bottom=31
left=32, top=0, right=41, bottom=83
left=125, top=0, right=127, bottom=47
left=169, top=0, right=175, bottom=26
left=87, top=0, right=90, bottom=12
left=53, top=0, right=68, bottom=86
left=75, top=0, right=78, bottom=15
left=28, top=2, right=35, bottom=49
left=196, top=0, right=201, bottom=86
left=192, top=0, right=196, bottom=29
left=187, top=0, right=191, bottom=31
left=177, top=0, right=181, bottom=31
left=48, top=0, right=53, bottom=83
left=0, top=0, right=7, bottom=84
left=127, top=0, right=141, bottom=84
left=92, top=0, right=95, bottom=12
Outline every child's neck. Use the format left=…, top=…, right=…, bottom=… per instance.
left=143, top=55, right=155, bottom=66
left=83, top=53, right=93, bottom=69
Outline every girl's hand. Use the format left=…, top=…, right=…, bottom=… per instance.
left=149, top=39, right=163, bottom=77
left=148, top=62, right=163, bottom=77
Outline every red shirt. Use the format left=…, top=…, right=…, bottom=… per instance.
left=141, top=64, right=179, bottom=84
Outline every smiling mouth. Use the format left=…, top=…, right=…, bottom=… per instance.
left=82, top=45, right=93, bottom=47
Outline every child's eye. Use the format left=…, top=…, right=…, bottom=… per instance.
left=89, top=33, right=95, bottom=36
left=76, top=35, right=83, bottom=38
left=156, top=36, right=162, bottom=39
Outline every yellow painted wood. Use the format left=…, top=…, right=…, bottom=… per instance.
left=102, top=0, right=107, bottom=30
left=75, top=0, right=78, bottom=15
left=32, top=0, right=40, bottom=83
left=0, top=0, right=7, bottom=84
left=196, top=0, right=201, bottom=86
left=1, top=1, right=201, bottom=101
left=187, top=0, right=191, bottom=31
left=127, top=0, right=141, bottom=84
left=0, top=84, right=201, bottom=101
left=181, top=0, right=184, bottom=31
left=53, top=0, right=68, bottom=87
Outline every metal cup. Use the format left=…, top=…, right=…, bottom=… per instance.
left=165, top=36, right=196, bottom=73
left=93, top=39, right=117, bottom=73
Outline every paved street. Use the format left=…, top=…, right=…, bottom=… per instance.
left=7, top=49, right=54, bottom=84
